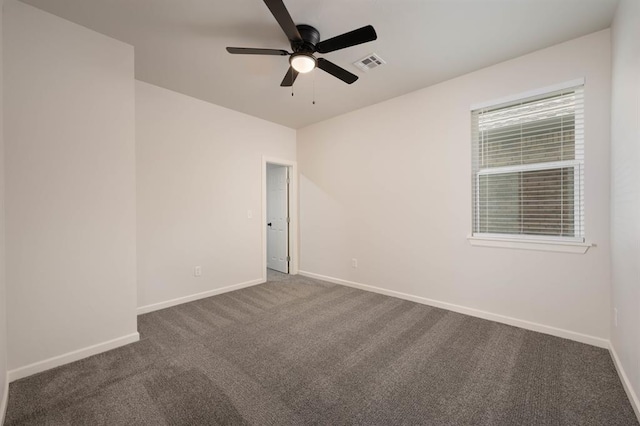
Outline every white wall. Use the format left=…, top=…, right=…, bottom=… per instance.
left=298, top=30, right=612, bottom=344
left=4, top=1, right=138, bottom=376
left=0, top=0, right=7, bottom=420
left=136, top=81, right=296, bottom=311
left=610, top=0, right=640, bottom=415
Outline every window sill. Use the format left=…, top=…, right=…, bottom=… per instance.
left=467, top=236, right=593, bottom=254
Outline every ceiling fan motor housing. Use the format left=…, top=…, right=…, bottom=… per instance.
left=293, top=24, right=320, bottom=52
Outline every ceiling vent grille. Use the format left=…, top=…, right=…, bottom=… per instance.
left=353, top=53, right=386, bottom=72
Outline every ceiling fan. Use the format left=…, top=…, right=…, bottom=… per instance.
left=226, top=0, right=377, bottom=87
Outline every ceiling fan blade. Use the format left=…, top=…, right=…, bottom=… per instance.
left=280, top=66, right=299, bottom=87
left=317, top=58, right=358, bottom=84
left=263, top=0, right=302, bottom=42
left=316, top=25, right=377, bottom=54
left=226, top=47, right=289, bottom=56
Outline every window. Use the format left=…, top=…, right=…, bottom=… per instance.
left=471, top=85, right=584, bottom=243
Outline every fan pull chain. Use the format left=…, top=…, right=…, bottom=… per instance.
left=312, top=69, right=316, bottom=105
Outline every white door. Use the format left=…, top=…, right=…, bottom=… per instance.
left=267, top=165, right=289, bottom=273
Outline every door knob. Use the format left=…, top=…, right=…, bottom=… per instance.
left=267, top=222, right=272, bottom=227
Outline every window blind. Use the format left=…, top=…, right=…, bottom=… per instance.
left=471, top=86, right=584, bottom=241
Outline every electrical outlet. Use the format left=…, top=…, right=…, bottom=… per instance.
left=614, top=308, right=618, bottom=327
left=247, top=210, right=253, bottom=219
left=352, top=258, right=358, bottom=268
left=194, top=266, right=202, bottom=277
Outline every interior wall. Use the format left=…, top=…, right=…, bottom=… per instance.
left=0, top=0, right=7, bottom=420
left=297, top=30, right=612, bottom=343
left=4, top=1, right=137, bottom=373
left=610, top=0, right=640, bottom=414
left=136, top=81, right=296, bottom=311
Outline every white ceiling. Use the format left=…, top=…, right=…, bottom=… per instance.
left=20, top=0, right=618, bottom=129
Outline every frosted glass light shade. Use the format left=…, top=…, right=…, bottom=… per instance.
left=291, top=54, right=316, bottom=73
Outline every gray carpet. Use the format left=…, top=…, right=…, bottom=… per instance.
left=5, top=271, right=638, bottom=425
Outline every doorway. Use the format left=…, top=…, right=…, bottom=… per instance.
left=266, top=164, right=289, bottom=273
left=262, top=157, right=298, bottom=282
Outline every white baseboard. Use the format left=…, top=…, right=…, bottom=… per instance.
left=610, top=343, right=640, bottom=422
left=298, top=270, right=609, bottom=349
left=137, top=278, right=265, bottom=315
left=0, top=374, right=8, bottom=426
left=7, top=332, right=140, bottom=383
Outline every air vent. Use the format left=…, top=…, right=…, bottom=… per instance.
left=353, top=53, right=386, bottom=72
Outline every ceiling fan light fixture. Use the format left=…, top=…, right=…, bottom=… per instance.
left=226, top=0, right=376, bottom=86
left=290, top=53, right=316, bottom=73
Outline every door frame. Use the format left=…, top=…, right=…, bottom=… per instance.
left=262, top=156, right=298, bottom=281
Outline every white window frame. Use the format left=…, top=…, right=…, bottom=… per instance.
left=468, top=79, right=592, bottom=254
